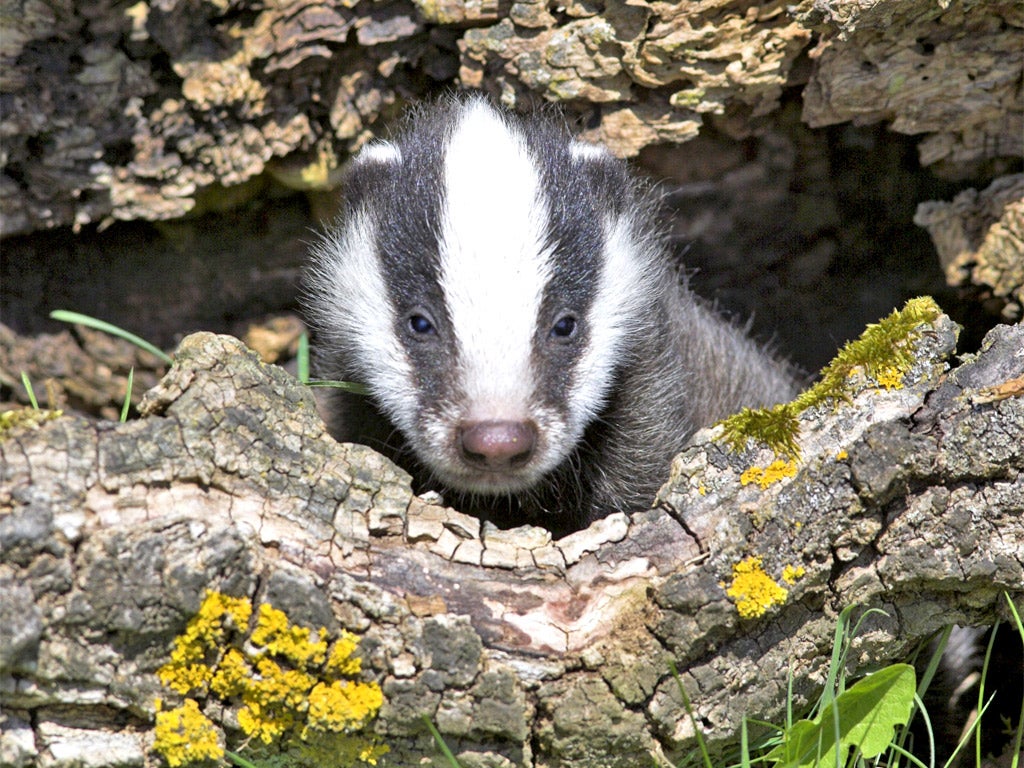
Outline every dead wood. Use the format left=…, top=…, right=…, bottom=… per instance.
left=916, top=173, right=1024, bottom=321
left=1, top=311, right=1021, bottom=766
left=2, top=0, right=1022, bottom=370
left=2, top=0, right=1020, bottom=235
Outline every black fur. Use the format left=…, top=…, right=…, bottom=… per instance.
left=304, top=94, right=798, bottom=534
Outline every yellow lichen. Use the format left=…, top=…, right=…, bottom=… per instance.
left=726, top=556, right=789, bottom=618
left=782, top=564, right=806, bottom=585
left=153, top=698, right=224, bottom=767
left=740, top=459, right=798, bottom=489
left=835, top=449, right=848, bottom=461
left=237, top=693, right=294, bottom=745
left=717, top=297, right=944, bottom=461
left=250, top=602, right=328, bottom=668
left=209, top=647, right=248, bottom=699
left=325, top=631, right=364, bottom=677
left=157, top=591, right=252, bottom=695
left=305, top=679, right=385, bottom=734
left=874, top=366, right=904, bottom=390
left=153, top=591, right=386, bottom=766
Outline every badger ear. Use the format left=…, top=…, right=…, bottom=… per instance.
left=354, top=140, right=402, bottom=165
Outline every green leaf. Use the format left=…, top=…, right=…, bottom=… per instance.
left=766, top=664, right=916, bottom=768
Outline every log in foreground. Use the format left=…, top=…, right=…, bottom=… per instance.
left=1, top=310, right=1022, bottom=766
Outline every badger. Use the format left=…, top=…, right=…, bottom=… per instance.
left=303, top=94, right=797, bottom=533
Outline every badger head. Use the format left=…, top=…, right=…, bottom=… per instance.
left=306, top=96, right=665, bottom=496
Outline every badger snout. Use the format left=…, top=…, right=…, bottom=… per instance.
left=458, top=420, right=537, bottom=471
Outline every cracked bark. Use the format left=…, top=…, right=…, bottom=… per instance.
left=2, top=312, right=1021, bottom=766
left=3, top=0, right=1022, bottom=369
left=3, top=1, right=1022, bottom=294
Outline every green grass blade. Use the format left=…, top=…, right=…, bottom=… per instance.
left=818, top=605, right=856, bottom=715
left=305, top=379, right=371, bottom=395
left=297, top=332, right=311, bottom=384
left=973, top=623, right=1000, bottom=766
left=1006, top=592, right=1024, bottom=635
left=786, top=666, right=796, bottom=732
left=20, top=371, right=39, bottom=410
left=224, top=750, right=260, bottom=768
left=50, top=310, right=173, bottom=365
left=909, top=692, right=936, bottom=768
left=120, top=367, right=134, bottom=422
left=669, top=660, right=714, bottom=768
left=422, top=715, right=461, bottom=768
left=896, top=626, right=951, bottom=765
left=942, top=692, right=995, bottom=768
left=887, top=731, right=930, bottom=768
left=1005, top=594, right=1024, bottom=768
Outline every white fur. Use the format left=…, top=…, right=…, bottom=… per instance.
left=307, top=213, right=419, bottom=436
left=570, top=141, right=609, bottom=161
left=437, top=100, right=552, bottom=420
left=356, top=140, right=402, bottom=164
left=568, top=216, right=657, bottom=430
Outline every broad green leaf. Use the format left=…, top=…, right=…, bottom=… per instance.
left=766, top=664, right=916, bottom=768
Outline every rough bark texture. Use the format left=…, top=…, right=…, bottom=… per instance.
left=1, top=0, right=1021, bottom=233
left=2, top=0, right=1023, bottom=764
left=2, top=314, right=1022, bottom=766
left=916, top=173, right=1024, bottom=320
left=3, top=0, right=1022, bottom=375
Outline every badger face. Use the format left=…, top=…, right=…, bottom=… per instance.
left=307, top=97, right=660, bottom=495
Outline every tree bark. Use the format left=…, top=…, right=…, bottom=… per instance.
left=2, top=0, right=1023, bottom=764
left=916, top=173, right=1024, bottom=320
left=2, top=312, right=1021, bottom=766
left=2, top=0, right=1022, bottom=369
left=2, top=0, right=1021, bottom=233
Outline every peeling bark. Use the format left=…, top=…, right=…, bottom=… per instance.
left=1, top=0, right=1020, bottom=235
left=2, top=0, right=1023, bottom=764
left=2, top=314, right=1021, bottom=766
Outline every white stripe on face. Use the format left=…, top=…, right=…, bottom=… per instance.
left=308, top=211, right=418, bottom=435
left=437, top=99, right=552, bottom=419
left=567, top=215, right=657, bottom=430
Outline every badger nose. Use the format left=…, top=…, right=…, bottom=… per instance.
left=459, top=420, right=536, bottom=470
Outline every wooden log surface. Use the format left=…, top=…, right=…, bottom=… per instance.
left=1, top=0, right=1020, bottom=235
left=2, top=311, right=1021, bottom=766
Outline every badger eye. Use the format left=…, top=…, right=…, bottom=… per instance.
left=550, top=315, right=577, bottom=339
left=407, top=313, right=435, bottom=336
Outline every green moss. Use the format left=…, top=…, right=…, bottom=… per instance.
left=718, top=297, right=944, bottom=459
left=0, top=408, right=62, bottom=439
left=720, top=403, right=801, bottom=460
left=669, top=88, right=706, bottom=109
